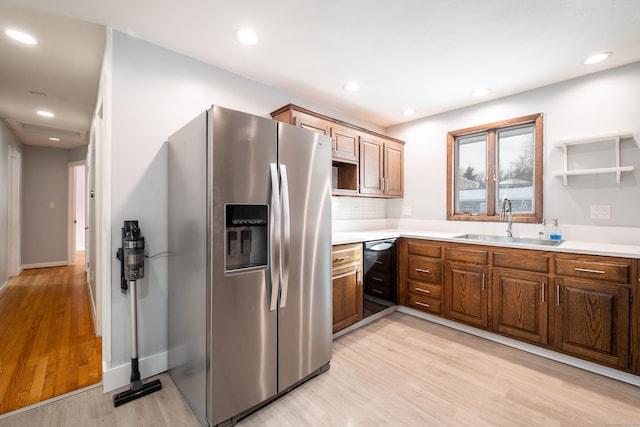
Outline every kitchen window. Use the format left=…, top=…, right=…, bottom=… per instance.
left=446, top=113, right=543, bottom=223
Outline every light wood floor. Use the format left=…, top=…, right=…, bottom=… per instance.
left=2, top=312, right=639, bottom=426
left=0, top=253, right=102, bottom=414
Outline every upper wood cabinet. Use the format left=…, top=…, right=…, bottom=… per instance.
left=359, top=135, right=384, bottom=196
left=331, top=125, right=359, bottom=163
left=384, top=140, right=404, bottom=197
left=290, top=110, right=330, bottom=136
left=359, top=135, right=404, bottom=197
left=271, top=104, right=404, bottom=198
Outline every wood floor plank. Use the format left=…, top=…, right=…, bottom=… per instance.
left=2, top=311, right=640, bottom=425
left=0, top=253, right=101, bottom=414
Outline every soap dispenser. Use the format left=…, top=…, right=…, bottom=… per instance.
left=549, top=219, right=562, bottom=241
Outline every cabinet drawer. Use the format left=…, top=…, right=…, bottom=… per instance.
left=332, top=244, right=362, bottom=266
left=407, top=241, right=441, bottom=258
left=408, top=256, right=442, bottom=283
left=407, top=280, right=441, bottom=299
left=408, top=293, right=441, bottom=314
left=494, top=251, right=550, bottom=273
left=445, top=246, right=488, bottom=265
left=556, top=257, right=630, bottom=284
left=332, top=262, right=361, bottom=279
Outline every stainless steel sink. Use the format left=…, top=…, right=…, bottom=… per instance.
left=455, top=234, right=563, bottom=247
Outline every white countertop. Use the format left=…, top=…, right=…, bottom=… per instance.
left=332, top=229, right=640, bottom=259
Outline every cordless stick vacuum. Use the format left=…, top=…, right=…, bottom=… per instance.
left=113, top=220, right=162, bottom=407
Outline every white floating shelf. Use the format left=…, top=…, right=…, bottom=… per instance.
left=554, top=131, right=633, bottom=147
left=552, top=131, right=635, bottom=185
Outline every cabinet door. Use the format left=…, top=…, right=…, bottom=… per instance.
left=383, top=140, right=404, bottom=197
left=331, top=126, right=359, bottom=163
left=554, top=277, right=630, bottom=369
left=493, top=269, right=548, bottom=344
left=444, top=262, right=488, bottom=328
left=359, top=136, right=384, bottom=196
left=332, top=267, right=363, bottom=333
left=292, top=111, right=330, bottom=136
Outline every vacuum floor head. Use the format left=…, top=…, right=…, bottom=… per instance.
left=113, top=378, right=162, bottom=407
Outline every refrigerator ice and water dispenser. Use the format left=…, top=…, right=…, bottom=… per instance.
left=225, top=204, right=268, bottom=272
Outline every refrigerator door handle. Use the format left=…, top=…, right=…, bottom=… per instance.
left=269, top=163, right=281, bottom=312
left=279, top=164, right=291, bottom=309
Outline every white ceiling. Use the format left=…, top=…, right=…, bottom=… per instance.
left=1, top=0, right=640, bottom=149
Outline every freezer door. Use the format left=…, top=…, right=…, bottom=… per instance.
left=277, top=123, right=332, bottom=392
left=209, top=106, right=278, bottom=425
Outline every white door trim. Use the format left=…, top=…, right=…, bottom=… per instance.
left=67, top=160, right=86, bottom=265
left=7, top=145, right=21, bottom=277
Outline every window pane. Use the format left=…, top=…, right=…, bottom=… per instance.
left=496, top=125, right=534, bottom=214
left=456, top=134, right=487, bottom=214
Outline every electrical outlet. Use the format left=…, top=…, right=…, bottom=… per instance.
left=590, top=204, right=611, bottom=220
left=402, top=206, right=412, bottom=216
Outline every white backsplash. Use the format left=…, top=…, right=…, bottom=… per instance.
left=332, top=197, right=387, bottom=232
left=332, top=196, right=385, bottom=220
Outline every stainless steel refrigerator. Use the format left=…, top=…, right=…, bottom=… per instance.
left=167, top=105, right=332, bottom=426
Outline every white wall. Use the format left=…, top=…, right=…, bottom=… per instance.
left=386, top=61, right=640, bottom=243
left=21, top=145, right=69, bottom=267
left=103, top=30, right=382, bottom=390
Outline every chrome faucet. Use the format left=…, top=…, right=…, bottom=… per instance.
left=500, top=197, right=513, bottom=237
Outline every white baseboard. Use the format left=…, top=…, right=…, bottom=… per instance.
left=396, top=306, right=640, bottom=388
left=102, top=351, right=168, bottom=393
left=0, top=281, right=7, bottom=294
left=22, top=261, right=68, bottom=270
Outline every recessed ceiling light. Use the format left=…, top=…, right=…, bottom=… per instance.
left=37, top=110, right=54, bottom=118
left=402, top=109, right=416, bottom=116
left=583, top=52, right=613, bottom=65
left=343, top=81, right=360, bottom=92
left=48, top=137, right=60, bottom=141
left=234, top=29, right=259, bottom=45
left=471, top=87, right=491, bottom=97
left=5, top=29, right=37, bottom=45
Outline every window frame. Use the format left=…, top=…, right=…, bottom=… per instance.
left=446, top=113, right=543, bottom=223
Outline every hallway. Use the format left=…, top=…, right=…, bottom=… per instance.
left=0, top=253, right=101, bottom=414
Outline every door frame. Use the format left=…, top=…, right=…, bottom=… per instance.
left=7, top=145, right=21, bottom=277
left=67, top=160, right=86, bottom=265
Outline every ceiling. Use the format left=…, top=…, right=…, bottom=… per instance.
left=1, top=0, right=640, bottom=149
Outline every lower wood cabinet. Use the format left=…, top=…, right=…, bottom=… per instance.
left=443, top=262, right=488, bottom=328
left=554, top=277, right=630, bottom=369
left=332, top=243, right=363, bottom=333
left=400, top=239, right=443, bottom=314
left=492, top=269, right=548, bottom=345
left=398, top=238, right=638, bottom=374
